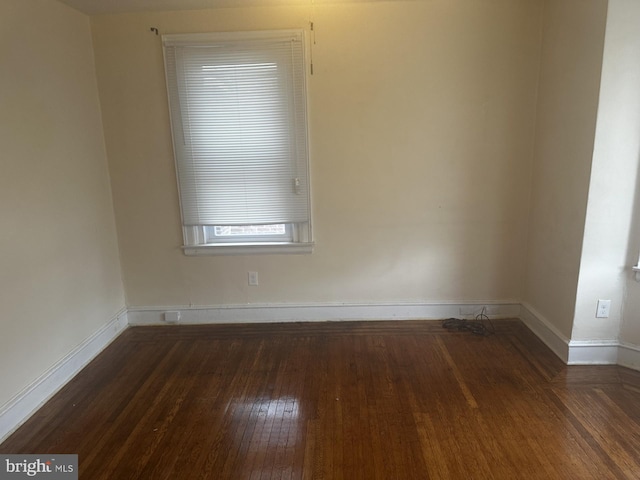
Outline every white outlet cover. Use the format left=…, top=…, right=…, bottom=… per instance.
left=164, top=311, right=181, bottom=323
left=596, top=299, right=611, bottom=318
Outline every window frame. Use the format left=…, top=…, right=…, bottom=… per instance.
left=162, top=30, right=314, bottom=256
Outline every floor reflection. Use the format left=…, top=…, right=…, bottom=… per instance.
left=230, top=395, right=300, bottom=420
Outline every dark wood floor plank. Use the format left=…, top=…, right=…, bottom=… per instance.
left=2, top=319, right=640, bottom=479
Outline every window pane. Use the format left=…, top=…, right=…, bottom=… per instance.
left=213, top=225, right=287, bottom=237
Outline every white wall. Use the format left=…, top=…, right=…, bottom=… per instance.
left=91, top=0, right=542, bottom=310
left=596, top=0, right=640, bottom=348
left=0, top=0, right=126, bottom=411
left=572, top=0, right=640, bottom=341
left=523, top=0, right=607, bottom=339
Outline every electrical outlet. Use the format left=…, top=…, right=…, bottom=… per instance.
left=459, top=306, right=479, bottom=316
left=248, top=271, right=259, bottom=286
left=164, top=311, right=181, bottom=324
left=459, top=305, right=498, bottom=316
left=483, top=306, right=501, bottom=316
left=596, top=299, right=611, bottom=318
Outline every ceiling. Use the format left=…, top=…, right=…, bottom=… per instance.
left=57, top=0, right=403, bottom=15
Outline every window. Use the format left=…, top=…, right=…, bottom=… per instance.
left=163, top=30, right=313, bottom=255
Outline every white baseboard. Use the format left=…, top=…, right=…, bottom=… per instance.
left=518, top=303, right=640, bottom=369
left=0, top=308, right=128, bottom=443
left=127, top=301, right=522, bottom=326
left=567, top=340, right=620, bottom=365
left=618, top=342, right=640, bottom=370
left=518, top=303, right=570, bottom=363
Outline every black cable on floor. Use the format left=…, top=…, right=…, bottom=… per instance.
left=442, top=306, right=495, bottom=336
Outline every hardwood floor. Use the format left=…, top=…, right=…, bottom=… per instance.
left=2, top=320, right=640, bottom=479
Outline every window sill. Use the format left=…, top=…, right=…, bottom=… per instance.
left=182, top=242, right=314, bottom=256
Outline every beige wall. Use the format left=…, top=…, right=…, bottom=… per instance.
left=0, top=0, right=125, bottom=409
left=523, top=0, right=607, bottom=339
left=91, top=0, right=542, bottom=309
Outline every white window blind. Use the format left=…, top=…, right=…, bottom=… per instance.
left=163, top=30, right=310, bottom=230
